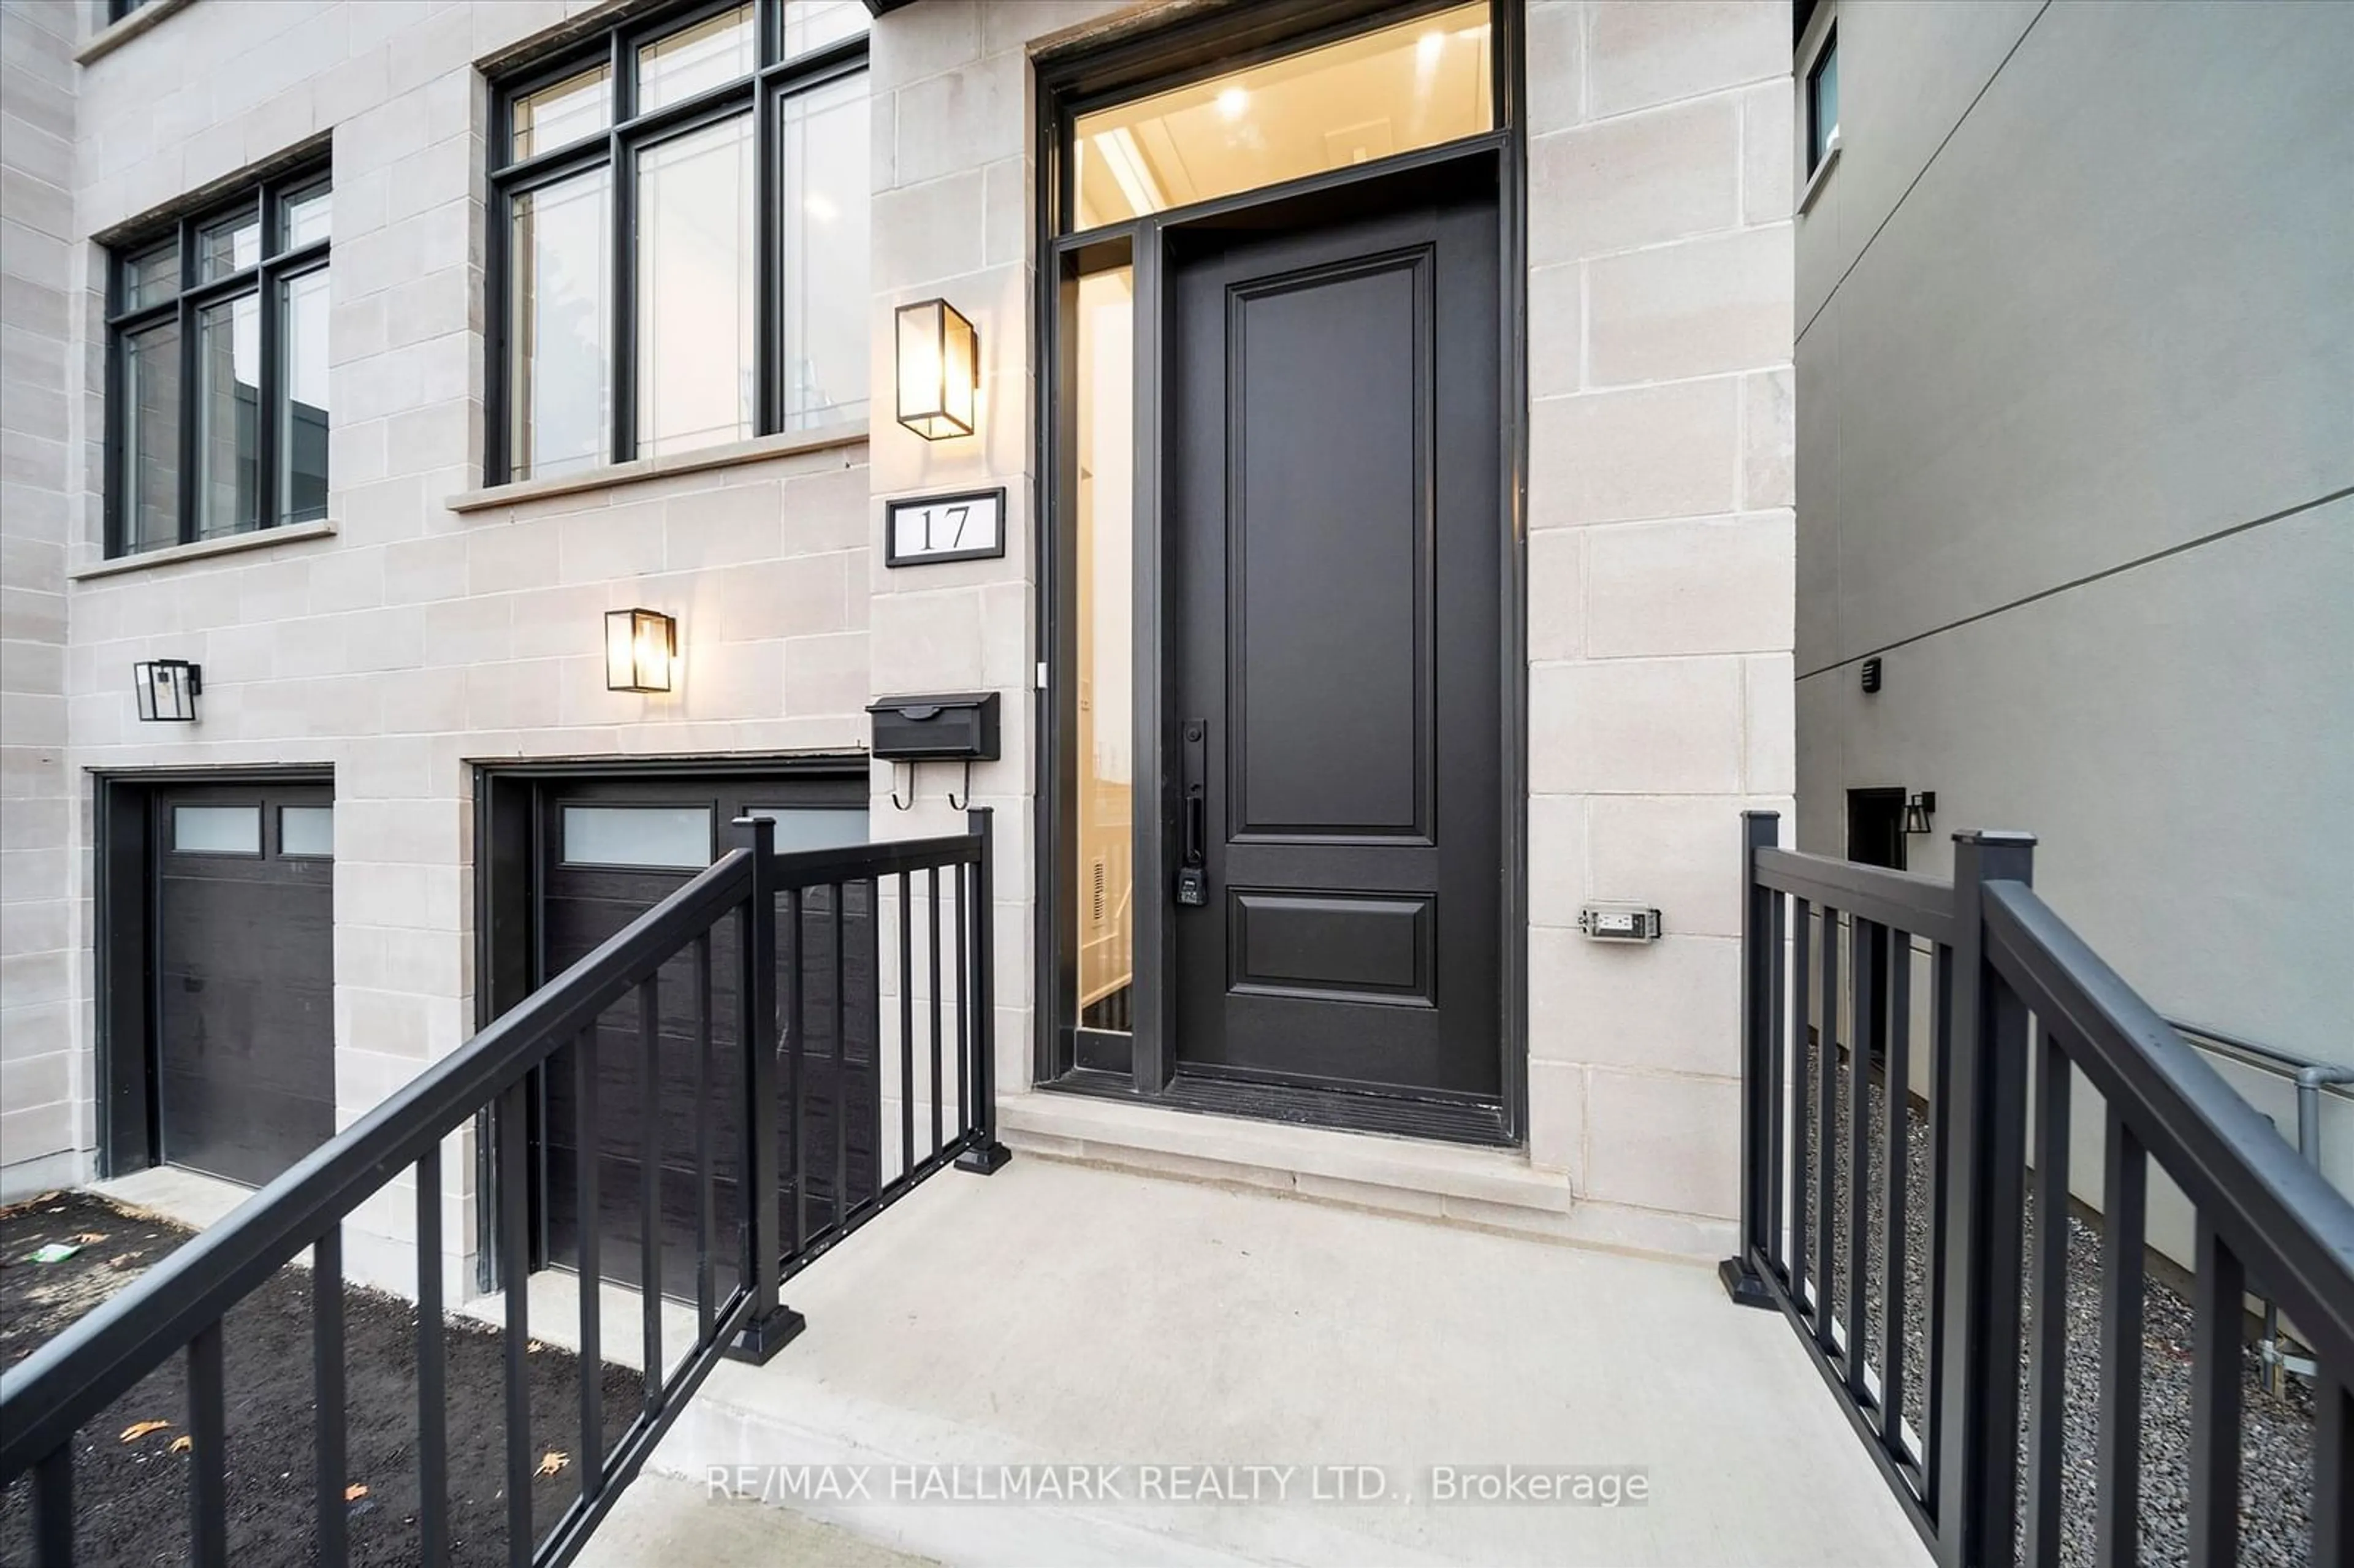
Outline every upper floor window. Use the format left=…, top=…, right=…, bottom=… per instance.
left=1807, top=28, right=1839, bottom=174
left=489, top=0, right=871, bottom=485
left=107, top=168, right=332, bottom=557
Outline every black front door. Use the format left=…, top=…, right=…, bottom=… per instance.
left=1167, top=185, right=1503, bottom=1107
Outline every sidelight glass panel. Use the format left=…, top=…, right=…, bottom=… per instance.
left=638, top=4, right=755, bottom=112
left=780, top=0, right=867, bottom=59
left=173, top=805, right=261, bottom=856
left=777, top=73, right=869, bottom=431
left=120, top=319, right=181, bottom=552
left=562, top=805, right=714, bottom=869
left=278, top=268, right=330, bottom=523
left=194, top=292, right=261, bottom=538
left=636, top=113, right=755, bottom=457
left=1070, top=1, right=1493, bottom=229
left=743, top=806, right=869, bottom=852
left=509, top=166, right=612, bottom=480
left=512, top=64, right=611, bottom=161
left=280, top=805, right=334, bottom=858
left=1073, top=260, right=1135, bottom=1033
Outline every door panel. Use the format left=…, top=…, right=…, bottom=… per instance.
left=154, top=782, right=335, bottom=1186
left=1169, top=185, right=1501, bottom=1103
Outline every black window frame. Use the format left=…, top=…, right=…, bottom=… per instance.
left=105, top=0, right=153, bottom=22
left=485, top=0, right=872, bottom=487
left=1805, top=24, right=1838, bottom=174
left=104, top=164, right=333, bottom=559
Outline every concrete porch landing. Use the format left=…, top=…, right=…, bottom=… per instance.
left=613, top=1155, right=1927, bottom=1568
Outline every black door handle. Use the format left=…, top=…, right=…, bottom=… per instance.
left=1176, top=719, right=1207, bottom=906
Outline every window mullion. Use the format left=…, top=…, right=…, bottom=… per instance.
left=175, top=292, right=197, bottom=547
left=609, top=29, right=634, bottom=465
left=256, top=259, right=281, bottom=536
left=755, top=81, right=778, bottom=436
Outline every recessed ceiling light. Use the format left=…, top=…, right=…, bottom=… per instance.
left=1216, top=86, right=1248, bottom=120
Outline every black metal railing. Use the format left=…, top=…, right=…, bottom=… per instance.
left=0, top=810, right=1008, bottom=1568
left=1720, top=812, right=2354, bottom=1568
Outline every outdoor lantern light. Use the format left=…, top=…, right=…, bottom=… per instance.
left=1903, top=791, right=1938, bottom=835
left=894, top=297, right=978, bottom=439
left=604, top=608, right=676, bottom=694
left=132, top=659, right=202, bottom=722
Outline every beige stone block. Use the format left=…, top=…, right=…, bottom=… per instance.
left=780, top=463, right=872, bottom=554
left=1528, top=261, right=1582, bottom=400
left=509, top=583, right=608, bottom=660
left=1740, top=79, right=1795, bottom=226
left=1527, top=525, right=1583, bottom=661
left=1586, top=0, right=1786, bottom=119
left=869, top=587, right=983, bottom=692
left=872, top=3, right=982, bottom=92
left=381, top=534, right=470, bottom=605
left=1526, top=1059, right=1586, bottom=1183
left=1529, top=924, right=1742, bottom=1077
left=666, top=485, right=782, bottom=569
left=464, top=657, right=561, bottom=729
left=872, top=169, right=987, bottom=290
left=1588, top=224, right=1793, bottom=387
left=309, top=546, right=388, bottom=613
left=1528, top=376, right=1739, bottom=529
left=1742, top=365, right=1794, bottom=510
left=467, top=519, right=558, bottom=595
left=421, top=595, right=511, bottom=668
left=1527, top=793, right=1590, bottom=932
left=1529, top=95, right=1738, bottom=264
left=1744, top=652, right=1796, bottom=794
left=558, top=500, right=666, bottom=585
left=782, top=630, right=870, bottom=718
left=1530, top=655, right=1746, bottom=794
left=1588, top=794, right=1752, bottom=940
left=1584, top=1068, right=1741, bottom=1219
left=896, top=49, right=1024, bottom=186
left=1583, top=511, right=1792, bottom=657
left=1524, top=0, right=1583, bottom=134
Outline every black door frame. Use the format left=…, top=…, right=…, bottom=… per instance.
left=1030, top=0, right=1529, bottom=1144
left=93, top=765, right=335, bottom=1178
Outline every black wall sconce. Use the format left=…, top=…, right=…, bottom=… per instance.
left=133, top=659, right=201, bottom=722
left=1903, top=791, right=1937, bottom=835
left=894, top=297, right=978, bottom=440
left=1861, top=657, right=1883, bottom=694
left=604, top=608, right=676, bottom=693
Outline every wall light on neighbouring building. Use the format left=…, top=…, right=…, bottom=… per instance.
left=604, top=608, right=676, bottom=693
left=133, top=658, right=201, bottom=722
left=894, top=297, right=978, bottom=440
left=1903, top=792, right=1937, bottom=835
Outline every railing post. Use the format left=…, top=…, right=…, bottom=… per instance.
left=727, top=815, right=803, bottom=1362
left=1721, top=809, right=1780, bottom=1309
left=955, top=805, right=1011, bottom=1174
left=1932, top=828, right=2036, bottom=1568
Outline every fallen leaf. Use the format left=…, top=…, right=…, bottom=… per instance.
left=120, top=1420, right=172, bottom=1443
left=535, top=1450, right=569, bottom=1478
left=526, top=1340, right=545, bottom=1354
left=169, top=1436, right=192, bottom=1455
left=69, top=1233, right=107, bottom=1246
left=345, top=1484, right=369, bottom=1502
left=30, top=1191, right=59, bottom=1205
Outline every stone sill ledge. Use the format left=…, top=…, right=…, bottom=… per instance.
left=76, top=0, right=194, bottom=64
left=69, top=518, right=339, bottom=582
left=445, top=424, right=869, bottom=515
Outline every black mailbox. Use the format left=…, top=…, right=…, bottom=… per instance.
left=867, top=692, right=1000, bottom=762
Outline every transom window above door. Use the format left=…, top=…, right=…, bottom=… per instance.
left=1065, top=1, right=1495, bottom=232
left=489, top=0, right=871, bottom=484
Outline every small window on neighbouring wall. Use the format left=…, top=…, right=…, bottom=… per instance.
left=1808, top=29, right=1840, bottom=174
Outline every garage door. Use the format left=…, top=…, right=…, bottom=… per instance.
left=154, top=783, right=335, bottom=1187
left=529, top=776, right=869, bottom=1300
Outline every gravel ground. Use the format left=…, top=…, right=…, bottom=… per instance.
left=1795, top=1037, right=2319, bottom=1567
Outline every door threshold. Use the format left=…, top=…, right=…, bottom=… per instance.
left=1039, top=1065, right=1512, bottom=1146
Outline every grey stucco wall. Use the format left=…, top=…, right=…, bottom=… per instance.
left=1794, top=0, right=2354, bottom=1066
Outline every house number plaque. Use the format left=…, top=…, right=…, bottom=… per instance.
left=885, top=487, right=1007, bottom=568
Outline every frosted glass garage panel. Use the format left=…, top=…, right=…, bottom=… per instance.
left=744, top=807, right=869, bottom=853
left=173, top=805, right=261, bottom=855
left=562, top=805, right=713, bottom=868
left=280, top=805, right=334, bottom=858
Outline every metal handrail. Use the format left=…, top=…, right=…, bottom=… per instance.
left=0, top=812, right=1010, bottom=1568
